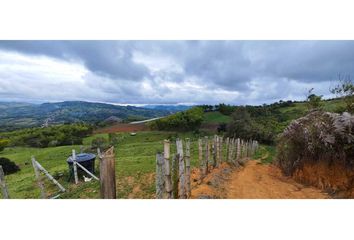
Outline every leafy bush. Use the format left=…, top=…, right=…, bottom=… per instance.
left=226, top=107, right=280, bottom=144
left=276, top=111, right=354, bottom=176
left=0, top=157, right=20, bottom=175
left=0, top=139, right=9, bottom=152
left=148, top=107, right=204, bottom=131
left=108, top=133, right=120, bottom=146
left=91, top=137, right=109, bottom=150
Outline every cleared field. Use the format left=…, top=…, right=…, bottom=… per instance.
left=94, top=123, right=147, bottom=134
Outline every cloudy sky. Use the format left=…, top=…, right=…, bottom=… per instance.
left=0, top=40, right=353, bottom=105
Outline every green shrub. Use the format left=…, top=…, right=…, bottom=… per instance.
left=0, top=139, right=10, bottom=152
left=0, top=157, right=20, bottom=175
left=91, top=137, right=109, bottom=150
left=148, top=107, right=204, bottom=131
left=108, top=133, right=119, bottom=146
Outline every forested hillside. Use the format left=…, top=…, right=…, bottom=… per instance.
left=0, top=101, right=171, bottom=131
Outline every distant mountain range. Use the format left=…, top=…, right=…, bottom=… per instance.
left=0, top=101, right=187, bottom=131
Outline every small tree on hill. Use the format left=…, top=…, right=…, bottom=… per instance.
left=306, top=88, right=323, bottom=111
left=330, top=74, right=354, bottom=113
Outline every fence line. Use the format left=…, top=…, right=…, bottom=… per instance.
left=156, top=135, right=259, bottom=199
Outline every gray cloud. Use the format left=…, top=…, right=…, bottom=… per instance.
left=0, top=41, right=150, bottom=80
left=0, top=40, right=353, bottom=105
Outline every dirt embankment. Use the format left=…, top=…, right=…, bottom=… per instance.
left=191, top=160, right=330, bottom=199
left=292, top=161, right=354, bottom=198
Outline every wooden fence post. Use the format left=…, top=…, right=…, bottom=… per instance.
left=228, top=138, right=234, bottom=162
left=225, top=137, right=230, bottom=161
left=198, top=138, right=203, bottom=179
left=215, top=135, right=219, bottom=167
left=249, top=140, right=252, bottom=157
left=171, top=153, right=179, bottom=199
left=236, top=138, right=241, bottom=160
left=0, top=165, right=10, bottom=199
left=31, top=156, right=46, bottom=199
left=185, top=138, right=191, bottom=198
left=156, top=153, right=165, bottom=199
left=219, top=136, right=223, bottom=163
left=203, top=137, right=209, bottom=176
left=212, top=135, right=217, bottom=168
left=176, top=139, right=186, bottom=199
left=163, top=140, right=172, bottom=199
left=72, top=149, right=79, bottom=184
left=99, top=146, right=116, bottom=199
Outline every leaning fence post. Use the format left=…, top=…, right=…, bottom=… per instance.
left=34, top=160, right=66, bottom=193
left=99, top=146, right=116, bottom=199
left=72, top=149, right=79, bottom=184
left=185, top=138, right=191, bottom=198
left=171, top=153, right=179, bottom=199
left=156, top=153, right=165, bottom=199
left=31, top=156, right=46, bottom=199
left=163, top=140, right=172, bottom=199
left=0, top=165, right=10, bottom=199
left=176, top=139, right=186, bottom=199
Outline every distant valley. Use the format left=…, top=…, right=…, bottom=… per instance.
left=0, top=101, right=188, bottom=131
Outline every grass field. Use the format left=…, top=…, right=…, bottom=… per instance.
left=0, top=131, right=215, bottom=199
left=202, top=111, right=232, bottom=124
left=253, top=145, right=276, bottom=164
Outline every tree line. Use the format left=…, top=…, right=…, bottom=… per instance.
left=0, top=123, right=93, bottom=148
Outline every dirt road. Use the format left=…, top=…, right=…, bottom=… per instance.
left=192, top=160, right=329, bottom=199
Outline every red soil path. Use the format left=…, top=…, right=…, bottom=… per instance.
left=191, top=160, right=329, bottom=199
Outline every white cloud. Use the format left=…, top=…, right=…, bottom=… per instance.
left=0, top=41, right=350, bottom=105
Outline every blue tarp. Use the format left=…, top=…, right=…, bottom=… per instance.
left=67, top=153, right=96, bottom=163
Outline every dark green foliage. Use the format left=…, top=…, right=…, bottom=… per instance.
left=0, top=157, right=20, bottom=175
left=218, top=103, right=235, bottom=115
left=148, top=107, right=204, bottom=131
left=217, top=123, right=227, bottom=133
left=91, top=137, right=109, bottom=150
left=1, top=124, right=93, bottom=148
left=226, top=106, right=281, bottom=144
left=276, top=111, right=354, bottom=176
left=108, top=133, right=120, bottom=146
